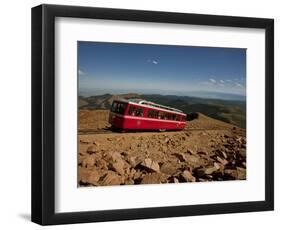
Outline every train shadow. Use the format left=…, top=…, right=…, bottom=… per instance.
left=105, top=126, right=184, bottom=134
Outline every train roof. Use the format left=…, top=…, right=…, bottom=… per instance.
left=113, top=98, right=185, bottom=114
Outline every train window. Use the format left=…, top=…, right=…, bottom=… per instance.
left=166, top=113, right=169, bottom=120
left=148, top=110, right=154, bottom=118
left=167, top=114, right=172, bottom=120
left=155, top=111, right=160, bottom=119
left=163, top=113, right=168, bottom=120
left=136, top=107, right=144, bottom=116
left=176, top=115, right=180, bottom=121
left=111, top=102, right=126, bottom=114
left=182, top=116, right=186, bottom=121
left=118, top=103, right=126, bottom=114
left=128, top=106, right=136, bottom=116
left=111, top=102, right=117, bottom=112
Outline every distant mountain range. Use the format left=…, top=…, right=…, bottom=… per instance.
left=184, top=91, right=246, bottom=101
left=79, top=89, right=246, bottom=101
left=79, top=93, right=246, bottom=128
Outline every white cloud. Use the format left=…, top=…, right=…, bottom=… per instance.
left=79, top=69, right=84, bottom=75
left=200, top=81, right=213, bottom=86
left=209, top=78, right=216, bottom=83
left=226, top=80, right=232, bottom=82
left=147, top=59, right=159, bottom=65
left=235, top=82, right=243, bottom=87
left=219, top=83, right=225, bottom=87
left=220, top=80, right=224, bottom=83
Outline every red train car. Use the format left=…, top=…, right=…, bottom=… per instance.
left=109, top=99, right=187, bottom=131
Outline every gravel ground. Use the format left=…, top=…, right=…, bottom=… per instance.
left=78, top=112, right=246, bottom=186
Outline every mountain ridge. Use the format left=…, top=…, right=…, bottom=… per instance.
left=79, top=93, right=246, bottom=128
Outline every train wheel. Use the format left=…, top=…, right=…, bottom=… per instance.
left=159, top=129, right=166, bottom=132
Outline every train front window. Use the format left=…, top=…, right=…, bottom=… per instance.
left=111, top=102, right=126, bottom=115
left=119, top=103, right=126, bottom=114
left=111, top=102, right=117, bottom=112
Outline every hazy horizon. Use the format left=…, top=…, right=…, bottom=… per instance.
left=79, top=89, right=246, bottom=101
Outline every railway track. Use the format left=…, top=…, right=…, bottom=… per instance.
left=78, top=128, right=230, bottom=135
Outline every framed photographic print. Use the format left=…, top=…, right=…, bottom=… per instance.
left=31, top=4, right=274, bottom=225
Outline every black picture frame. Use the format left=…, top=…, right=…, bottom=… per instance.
left=31, top=4, right=274, bottom=225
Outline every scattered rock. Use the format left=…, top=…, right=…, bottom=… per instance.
left=236, top=167, right=246, bottom=180
left=160, top=162, right=179, bottom=175
left=81, top=156, right=96, bottom=168
left=79, top=167, right=101, bottom=185
left=132, top=170, right=142, bottom=180
left=182, top=170, right=196, bottom=182
left=110, top=160, right=125, bottom=175
left=79, top=151, right=88, bottom=156
left=224, top=169, right=238, bottom=179
left=205, top=166, right=218, bottom=174
left=105, top=151, right=122, bottom=162
left=183, top=154, right=204, bottom=167
left=220, top=150, right=228, bottom=159
left=173, top=153, right=186, bottom=162
left=214, top=162, right=221, bottom=170
left=217, top=156, right=228, bottom=165
left=197, top=151, right=208, bottom=155
left=239, top=149, right=246, bottom=157
left=95, top=159, right=108, bottom=169
left=196, top=166, right=218, bottom=177
left=80, top=139, right=91, bottom=144
left=87, top=145, right=97, bottom=154
left=93, top=141, right=100, bottom=146
left=128, top=155, right=144, bottom=167
left=141, top=173, right=165, bottom=184
left=141, top=158, right=160, bottom=172
left=236, top=137, right=243, bottom=144
left=124, top=179, right=134, bottom=185
left=100, top=171, right=123, bottom=186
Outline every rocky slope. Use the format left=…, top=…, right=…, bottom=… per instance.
left=78, top=112, right=246, bottom=186
left=79, top=110, right=110, bottom=131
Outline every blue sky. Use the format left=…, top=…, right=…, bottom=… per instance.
left=78, top=41, right=246, bottom=97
